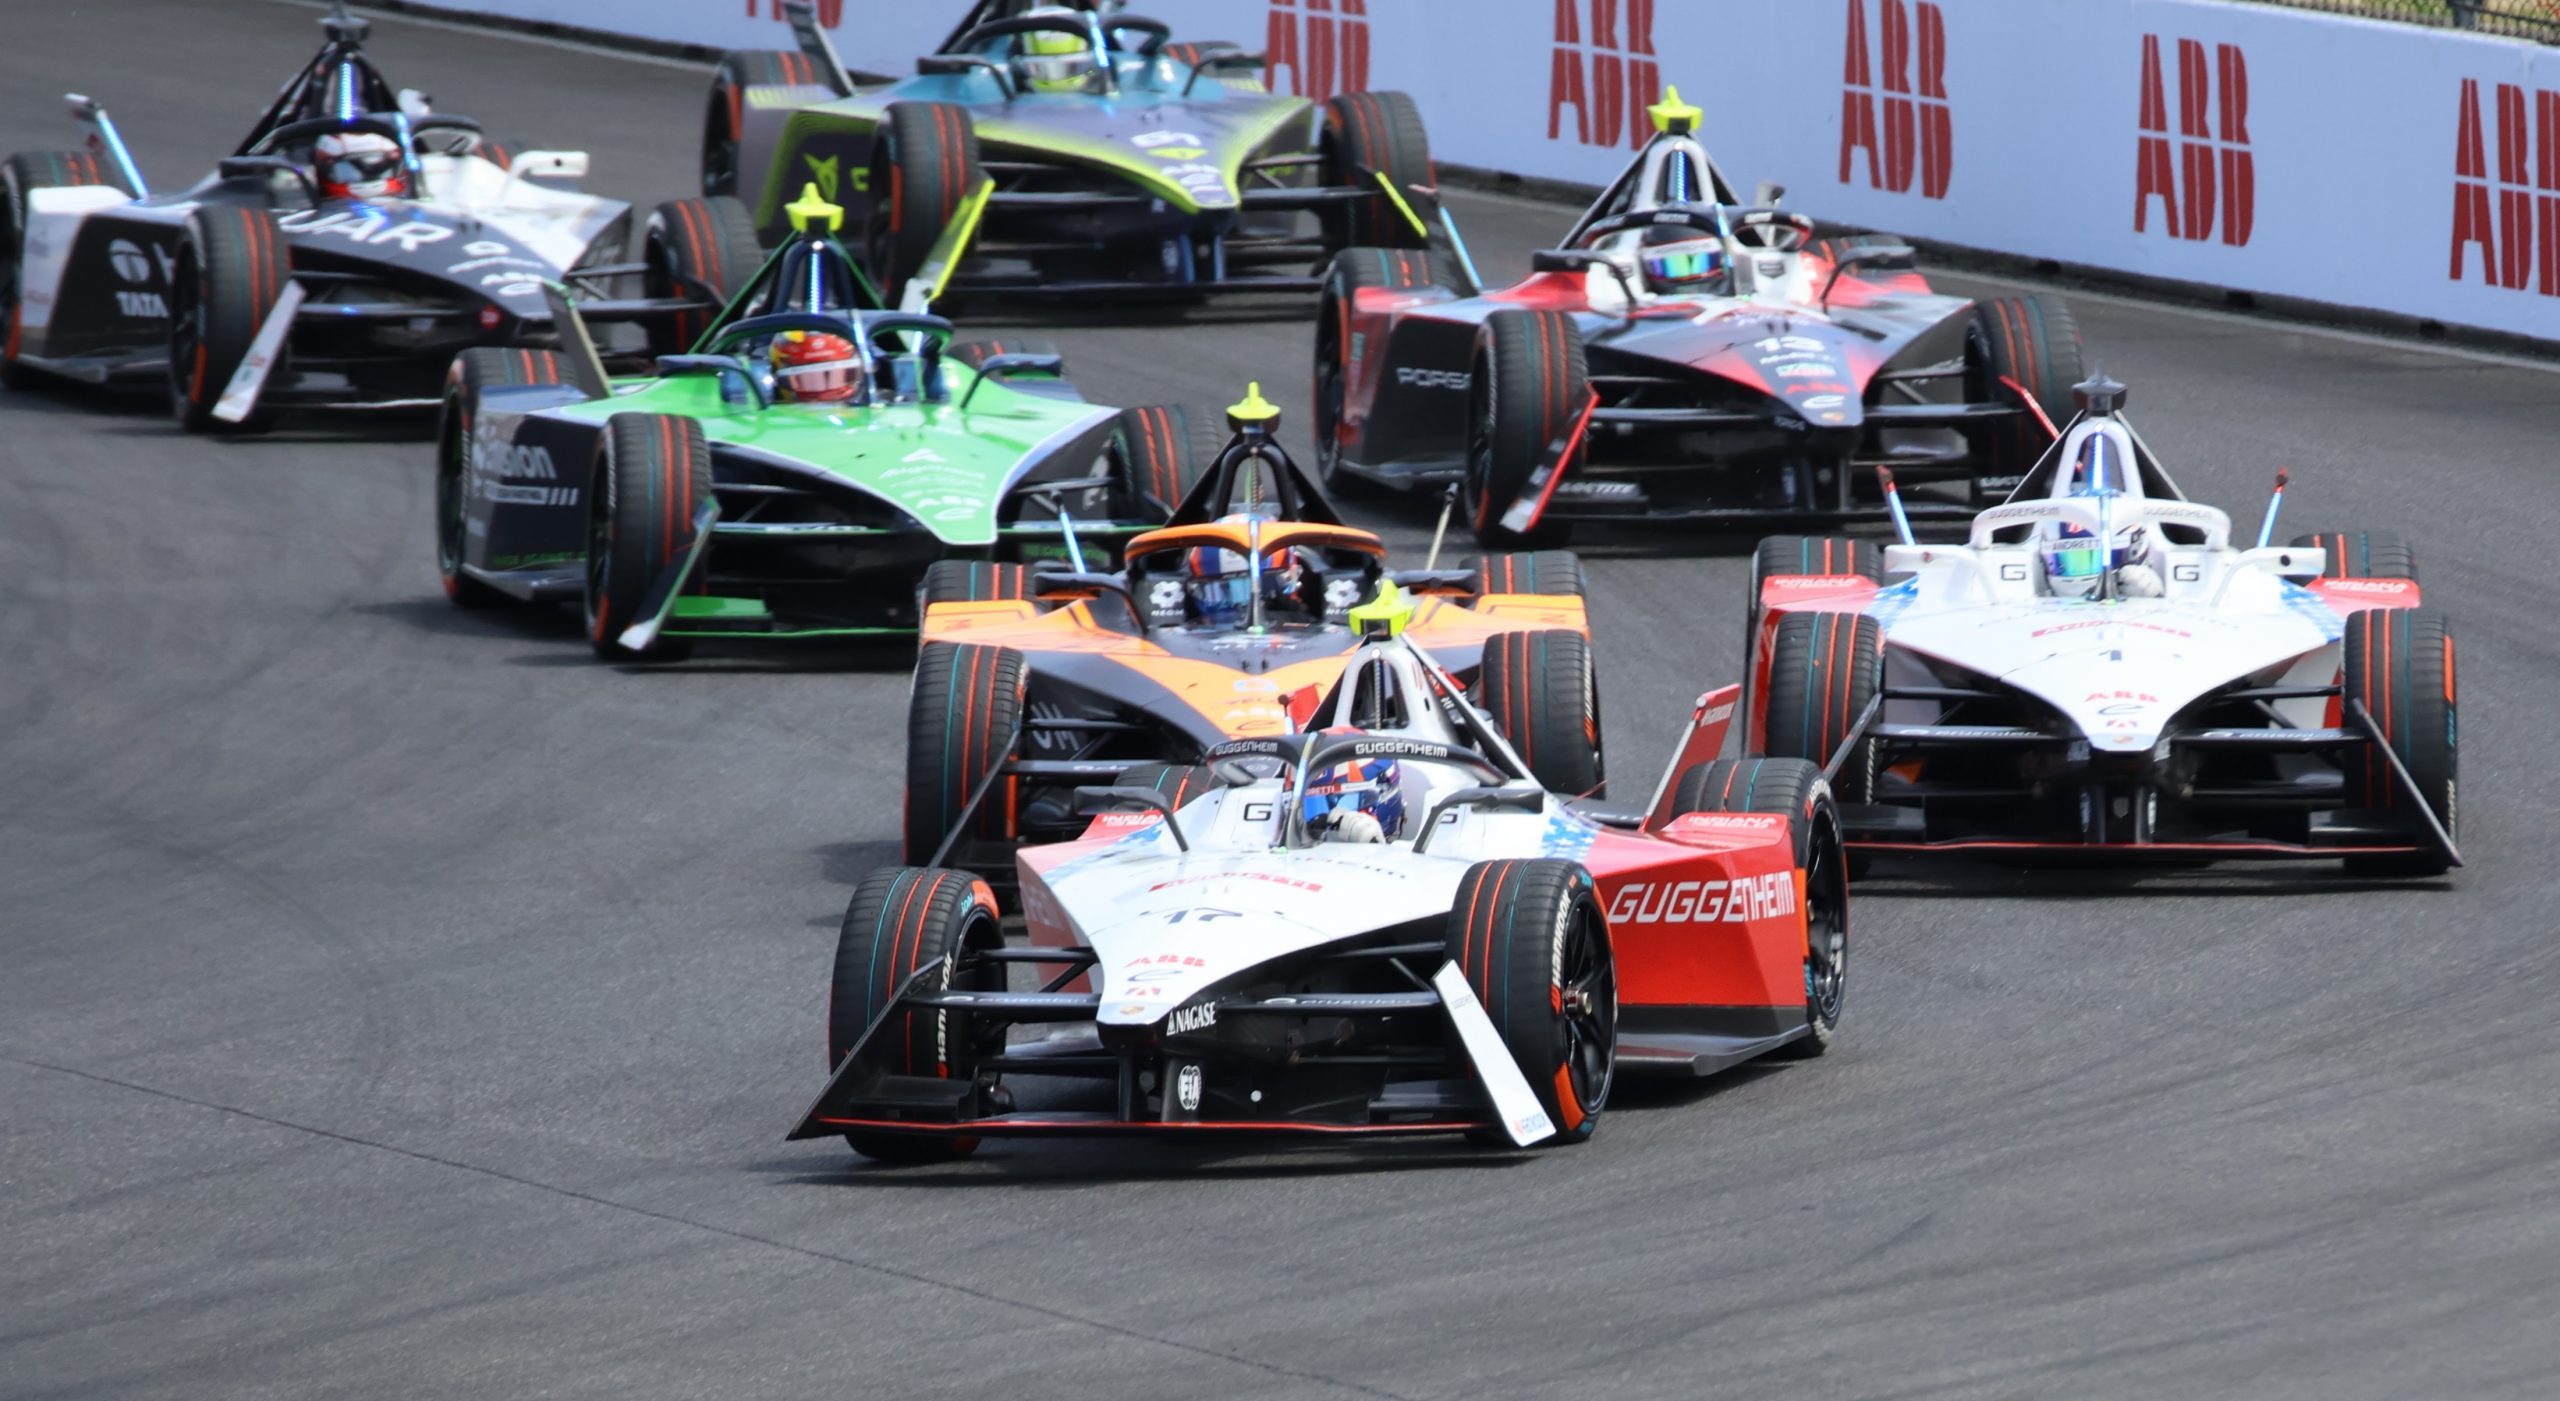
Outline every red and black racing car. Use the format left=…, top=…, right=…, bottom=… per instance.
left=1311, top=88, right=2087, bottom=547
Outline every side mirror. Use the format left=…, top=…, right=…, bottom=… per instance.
left=1753, top=180, right=1787, bottom=205
left=65, top=93, right=102, bottom=121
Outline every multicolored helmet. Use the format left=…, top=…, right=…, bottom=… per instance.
left=1182, top=515, right=1301, bottom=625
left=1015, top=8, right=1098, bottom=92
left=1301, top=743, right=1405, bottom=843
left=315, top=130, right=407, bottom=200
left=769, top=330, right=865, bottom=404
left=1639, top=234, right=1726, bottom=295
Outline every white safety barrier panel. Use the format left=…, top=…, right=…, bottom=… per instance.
left=409, top=0, right=2558, bottom=339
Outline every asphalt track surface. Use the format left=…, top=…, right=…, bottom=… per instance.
left=8, top=4, right=2560, bottom=1398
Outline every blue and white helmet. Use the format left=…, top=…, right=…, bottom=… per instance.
left=1301, top=740, right=1405, bottom=843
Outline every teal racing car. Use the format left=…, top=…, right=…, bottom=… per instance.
left=701, top=0, right=1458, bottom=300
left=434, top=184, right=1199, bottom=659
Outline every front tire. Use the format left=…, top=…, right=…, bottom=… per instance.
left=1444, top=859, right=1614, bottom=1145
left=867, top=102, right=982, bottom=299
left=438, top=347, right=570, bottom=609
left=1760, top=611, right=1885, bottom=805
left=1476, top=628, right=1604, bottom=797
left=168, top=206, right=289, bottom=433
left=1111, top=404, right=1200, bottom=521
left=584, top=413, right=711, bottom=662
left=1313, top=247, right=1469, bottom=499
left=1966, top=294, right=2083, bottom=495
left=1319, top=91, right=1434, bottom=250
left=904, top=641, right=1028, bottom=868
left=1468, top=551, right=1586, bottom=599
left=2293, top=530, right=2417, bottom=582
left=1465, top=308, right=1586, bottom=549
left=643, top=196, right=763, bottom=358
left=1672, top=759, right=1849, bottom=1055
left=2341, top=607, right=2457, bottom=877
left=829, top=866, right=1003, bottom=1164
left=702, top=49, right=843, bottom=199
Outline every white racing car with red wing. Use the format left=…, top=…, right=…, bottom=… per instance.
left=1743, top=374, right=2458, bottom=876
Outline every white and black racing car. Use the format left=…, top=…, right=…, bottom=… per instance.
left=1, top=4, right=741, bottom=431
left=1743, top=374, right=2459, bottom=876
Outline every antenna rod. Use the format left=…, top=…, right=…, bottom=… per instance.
left=1425, top=485, right=1456, bottom=571
left=1877, top=466, right=1917, bottom=547
left=2254, top=467, right=2290, bottom=550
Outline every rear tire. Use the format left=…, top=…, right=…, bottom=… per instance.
left=702, top=49, right=843, bottom=199
left=1468, top=551, right=1586, bottom=599
left=1111, top=404, right=1200, bottom=520
left=1761, top=611, right=1885, bottom=805
left=904, top=642, right=1028, bottom=867
left=168, top=205, right=290, bottom=433
left=439, top=347, right=570, bottom=609
left=1672, top=759, right=1848, bottom=1055
left=1314, top=246, right=1470, bottom=499
left=1319, top=91, right=1434, bottom=250
left=2293, top=531, right=2416, bottom=583
left=918, top=559, right=1031, bottom=612
left=643, top=195, right=763, bottom=357
left=1466, top=308, right=1585, bottom=549
left=829, top=866, right=1003, bottom=1164
left=1966, top=294, right=2083, bottom=494
left=2341, top=608, right=2457, bottom=878
left=1476, top=629, right=1603, bottom=797
left=868, top=102, right=982, bottom=299
left=3, top=151, right=122, bottom=390
left=584, top=413, right=711, bottom=662
left=1444, top=859, right=1613, bottom=1146
left=1747, top=535, right=1885, bottom=660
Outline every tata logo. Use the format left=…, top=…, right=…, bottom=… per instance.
left=2449, top=77, right=2559, bottom=295
left=2135, top=36, right=2254, bottom=246
left=1550, top=0, right=1661, bottom=149
left=114, top=290, right=167, bottom=318
left=1396, top=366, right=1470, bottom=391
left=1266, top=0, right=1367, bottom=102
left=1606, top=872, right=1797, bottom=925
left=1840, top=0, right=1951, bottom=200
left=108, top=239, right=154, bottom=284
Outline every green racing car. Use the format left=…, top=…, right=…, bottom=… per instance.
left=434, top=182, right=1200, bottom=659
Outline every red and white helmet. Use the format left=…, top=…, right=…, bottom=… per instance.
left=314, top=130, right=408, bottom=200
left=768, top=330, right=865, bottom=404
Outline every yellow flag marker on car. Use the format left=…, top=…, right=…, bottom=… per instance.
left=1226, top=381, right=1282, bottom=433
left=1348, top=577, right=1415, bottom=638
left=786, top=181, right=843, bottom=234
left=1649, top=86, right=1702, bottom=136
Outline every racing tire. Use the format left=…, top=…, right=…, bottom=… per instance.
left=1965, top=294, right=2083, bottom=496
left=1112, top=763, right=1222, bottom=813
left=702, top=49, right=844, bottom=199
left=1761, top=611, right=1885, bottom=805
left=1476, top=628, right=1604, bottom=798
left=3, top=151, right=123, bottom=390
left=1671, top=758, right=1849, bottom=1056
left=1466, top=308, right=1586, bottom=550
left=1444, top=859, right=1613, bottom=1147
left=2292, top=531, right=2416, bottom=583
left=1747, top=535, right=1886, bottom=661
left=868, top=102, right=982, bottom=302
left=438, top=347, right=572, bottom=609
left=904, top=642, right=1028, bottom=867
left=1313, top=246, right=1471, bottom=499
left=1112, top=404, right=1200, bottom=520
left=643, top=195, right=763, bottom=358
left=918, top=559, right=1032, bottom=613
left=829, top=866, right=1004, bottom=1164
left=1468, top=551, right=1586, bottom=599
left=167, top=204, right=290, bottom=434
left=1319, top=91, right=1434, bottom=251
left=584, top=413, right=711, bottom=663
left=2341, top=607, right=2458, bottom=878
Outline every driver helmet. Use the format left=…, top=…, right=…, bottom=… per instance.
left=1183, top=515, right=1302, bottom=625
left=769, top=330, right=865, bottom=404
left=1015, top=8, right=1099, bottom=93
left=1638, top=232, right=1727, bottom=297
left=1302, top=740, right=1404, bottom=844
left=314, top=130, right=408, bottom=200
left=2039, top=431, right=2154, bottom=598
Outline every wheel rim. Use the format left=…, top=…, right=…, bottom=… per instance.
left=1464, top=369, right=1496, bottom=529
left=584, top=462, right=613, bottom=637
left=1560, top=903, right=1616, bottom=1120
left=1804, top=814, right=1847, bottom=1030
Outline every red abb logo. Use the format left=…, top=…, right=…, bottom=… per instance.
left=1266, top=0, right=1368, bottom=102
left=1839, top=0, right=1951, bottom=199
left=2134, top=36, right=2253, bottom=246
left=2449, top=79, right=2559, bottom=295
left=744, top=0, right=841, bottom=24
left=1549, top=0, right=1662, bottom=149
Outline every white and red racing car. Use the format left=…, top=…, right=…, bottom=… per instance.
left=1743, top=374, right=2459, bottom=876
left=792, top=598, right=1848, bottom=1160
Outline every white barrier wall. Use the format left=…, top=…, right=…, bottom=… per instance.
left=413, top=0, right=2558, bottom=339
